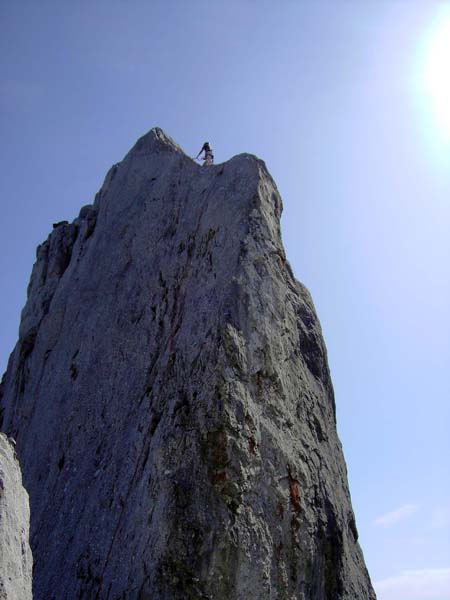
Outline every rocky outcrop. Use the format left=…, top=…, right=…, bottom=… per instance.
left=0, top=128, right=376, bottom=599
left=0, top=434, right=33, bottom=600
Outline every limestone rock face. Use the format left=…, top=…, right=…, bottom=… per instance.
left=0, top=128, right=376, bottom=599
left=0, top=434, right=33, bottom=600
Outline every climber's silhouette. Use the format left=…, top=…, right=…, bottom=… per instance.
left=196, top=142, right=214, bottom=165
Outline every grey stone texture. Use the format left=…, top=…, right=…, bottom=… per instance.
left=0, top=128, right=376, bottom=599
left=0, top=434, right=33, bottom=600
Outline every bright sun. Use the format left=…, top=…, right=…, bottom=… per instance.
left=421, top=12, right=450, bottom=142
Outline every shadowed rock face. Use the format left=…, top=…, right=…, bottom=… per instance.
left=0, top=434, right=33, bottom=600
left=0, top=128, right=376, bottom=600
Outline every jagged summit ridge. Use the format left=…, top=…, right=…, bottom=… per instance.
left=0, top=129, right=375, bottom=599
left=126, top=127, right=185, bottom=158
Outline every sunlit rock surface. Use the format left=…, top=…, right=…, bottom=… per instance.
left=0, top=434, right=33, bottom=600
left=0, top=128, right=376, bottom=599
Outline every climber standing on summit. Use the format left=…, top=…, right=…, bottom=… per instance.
left=196, top=141, right=214, bottom=166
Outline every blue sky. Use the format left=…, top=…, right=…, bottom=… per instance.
left=1, top=2, right=449, bottom=598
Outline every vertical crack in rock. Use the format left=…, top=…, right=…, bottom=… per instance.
left=0, top=127, right=376, bottom=599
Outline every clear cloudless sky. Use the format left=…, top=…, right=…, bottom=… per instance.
left=1, top=2, right=449, bottom=598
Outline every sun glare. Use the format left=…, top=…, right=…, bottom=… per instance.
left=420, top=10, right=450, bottom=144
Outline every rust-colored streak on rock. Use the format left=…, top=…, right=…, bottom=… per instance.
left=211, top=471, right=227, bottom=485
left=287, top=465, right=301, bottom=514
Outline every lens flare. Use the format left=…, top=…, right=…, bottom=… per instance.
left=417, top=7, right=450, bottom=158
left=422, top=15, right=450, bottom=139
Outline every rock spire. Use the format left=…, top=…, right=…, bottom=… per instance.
left=0, top=128, right=376, bottom=599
